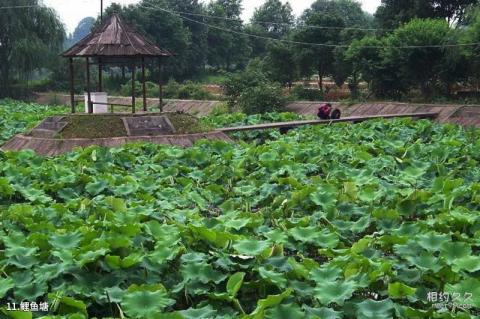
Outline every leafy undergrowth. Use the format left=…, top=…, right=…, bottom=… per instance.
left=0, top=99, right=67, bottom=143
left=202, top=112, right=307, bottom=143
left=0, top=109, right=479, bottom=318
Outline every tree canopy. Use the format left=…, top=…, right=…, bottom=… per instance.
left=375, top=0, right=479, bottom=29
left=65, top=17, right=95, bottom=48
left=0, top=0, right=65, bottom=97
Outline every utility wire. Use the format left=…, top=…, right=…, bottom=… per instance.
left=142, top=5, right=393, bottom=32
left=3, top=2, right=480, bottom=49
left=140, top=3, right=480, bottom=49
left=0, top=5, right=38, bottom=9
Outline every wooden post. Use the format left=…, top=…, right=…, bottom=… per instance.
left=86, top=57, right=92, bottom=113
left=69, top=58, right=75, bottom=113
left=132, top=63, right=136, bottom=114
left=98, top=58, right=103, bottom=92
left=158, top=57, right=163, bottom=112
left=142, top=57, right=147, bottom=112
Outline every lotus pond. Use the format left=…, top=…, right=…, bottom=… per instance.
left=0, top=100, right=480, bottom=318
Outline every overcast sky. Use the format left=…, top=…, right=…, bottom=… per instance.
left=42, top=0, right=381, bottom=34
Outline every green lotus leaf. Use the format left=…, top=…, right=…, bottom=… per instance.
left=49, top=231, right=83, bottom=250
left=54, top=296, right=87, bottom=315
left=388, top=282, right=417, bottom=299
left=15, top=281, right=47, bottom=301
left=396, top=199, right=416, bottom=215
left=127, top=284, right=168, bottom=293
left=105, top=197, right=127, bottom=212
left=416, top=232, right=450, bottom=252
left=145, top=222, right=180, bottom=243
left=148, top=245, right=180, bottom=265
left=233, top=238, right=270, bottom=256
left=264, top=229, right=289, bottom=244
left=313, top=280, right=356, bottom=305
left=0, top=277, right=14, bottom=298
left=4, top=247, right=38, bottom=269
left=19, top=187, right=51, bottom=204
left=75, top=248, right=109, bottom=266
left=393, top=304, right=431, bottom=319
left=245, top=288, right=293, bottom=319
left=401, top=163, right=428, bottom=179
left=405, top=253, right=443, bottom=273
left=0, top=310, right=33, bottom=319
left=358, top=186, right=382, bottom=203
left=193, top=226, right=236, bottom=248
left=180, top=252, right=207, bottom=263
left=181, top=262, right=227, bottom=284
left=227, top=272, right=245, bottom=297
left=180, top=305, right=217, bottom=319
left=258, top=267, right=287, bottom=288
left=451, top=255, right=480, bottom=273
left=310, top=187, right=337, bottom=211
left=104, top=286, right=125, bottom=303
left=355, top=299, right=394, bottom=319
left=351, top=238, right=372, bottom=254
left=114, top=183, right=138, bottom=196
left=224, top=218, right=251, bottom=230
left=310, top=266, right=342, bottom=286
left=343, top=182, right=358, bottom=199
left=0, top=177, right=14, bottom=197
left=85, top=180, right=108, bottom=195
left=289, top=227, right=339, bottom=248
left=303, top=305, right=342, bottom=319
left=122, top=290, right=175, bottom=318
left=440, top=241, right=472, bottom=265
left=265, top=304, right=304, bottom=319
left=445, top=278, right=480, bottom=308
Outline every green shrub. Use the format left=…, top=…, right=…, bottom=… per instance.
left=164, top=79, right=180, bottom=99
left=223, top=69, right=268, bottom=108
left=162, top=79, right=213, bottom=100
left=177, top=81, right=213, bottom=100
left=290, top=85, right=324, bottom=101
left=238, top=83, right=286, bottom=114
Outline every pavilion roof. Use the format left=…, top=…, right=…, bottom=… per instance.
left=62, top=14, right=173, bottom=58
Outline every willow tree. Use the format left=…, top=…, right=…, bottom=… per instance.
left=0, top=0, right=65, bottom=97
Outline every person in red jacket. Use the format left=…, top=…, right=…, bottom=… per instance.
left=317, top=103, right=332, bottom=120
left=317, top=103, right=341, bottom=120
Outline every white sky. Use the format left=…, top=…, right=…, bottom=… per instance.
left=42, top=0, right=381, bottom=34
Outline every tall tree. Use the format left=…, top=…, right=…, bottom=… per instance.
left=294, top=13, right=345, bottom=91
left=206, top=0, right=250, bottom=71
left=431, top=0, right=479, bottom=25
left=103, top=0, right=191, bottom=79
left=263, top=41, right=298, bottom=88
left=375, top=0, right=479, bottom=29
left=165, top=0, right=209, bottom=77
left=248, top=0, right=294, bottom=57
left=461, top=6, right=480, bottom=89
left=303, top=0, right=371, bottom=27
left=0, top=0, right=65, bottom=97
left=295, top=0, right=370, bottom=90
left=66, top=17, right=95, bottom=48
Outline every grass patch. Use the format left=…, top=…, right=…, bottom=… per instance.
left=58, top=113, right=212, bottom=139
left=60, top=115, right=127, bottom=139
left=168, top=112, right=213, bottom=134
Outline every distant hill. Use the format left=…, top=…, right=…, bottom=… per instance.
left=65, top=17, right=95, bottom=48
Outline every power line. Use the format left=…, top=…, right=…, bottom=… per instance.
left=0, top=5, right=38, bottom=9
left=145, top=6, right=393, bottom=32
left=3, top=2, right=480, bottom=49
left=140, top=4, right=480, bottom=50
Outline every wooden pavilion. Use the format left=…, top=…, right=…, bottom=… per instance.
left=62, top=14, right=173, bottom=114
